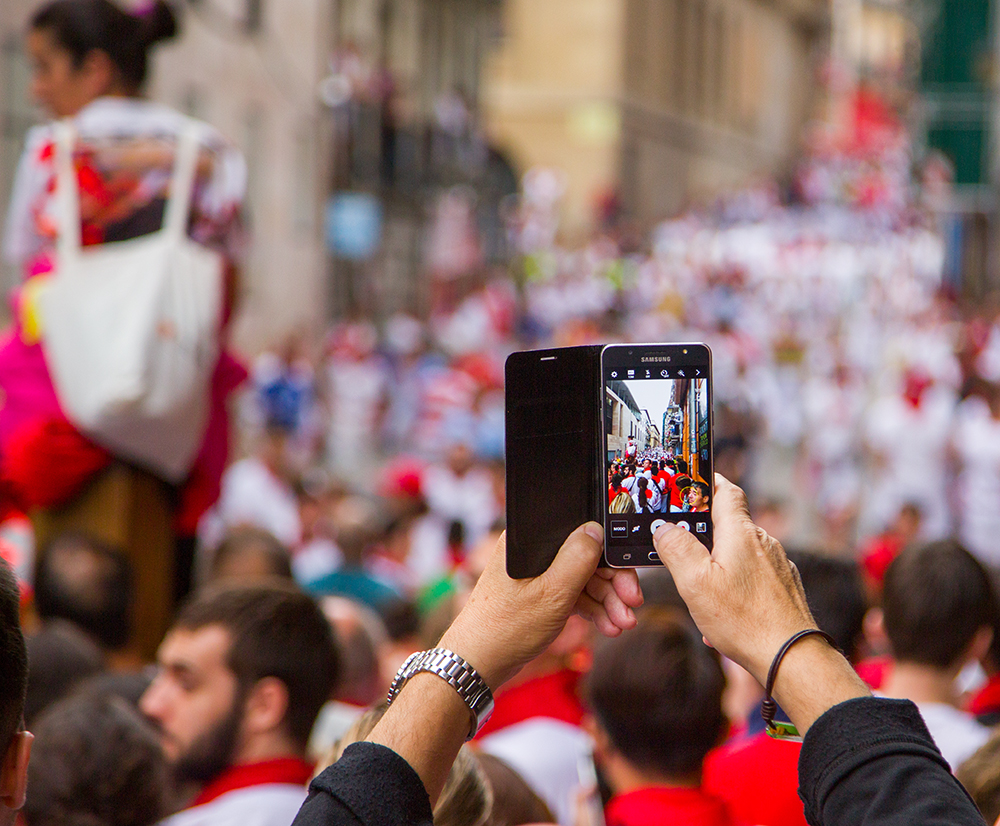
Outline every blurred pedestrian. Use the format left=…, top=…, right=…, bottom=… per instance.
left=140, top=582, right=340, bottom=826
left=23, top=692, right=168, bottom=826
left=1, top=0, right=248, bottom=631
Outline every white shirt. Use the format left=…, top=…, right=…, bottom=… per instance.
left=953, top=397, right=1000, bottom=566
left=479, top=718, right=593, bottom=826
left=159, top=783, right=307, bottom=826
left=199, top=457, right=301, bottom=550
left=915, top=701, right=991, bottom=771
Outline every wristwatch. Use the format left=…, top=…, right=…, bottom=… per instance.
left=386, top=647, right=495, bottom=740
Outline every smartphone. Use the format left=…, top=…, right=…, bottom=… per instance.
left=505, top=346, right=603, bottom=578
left=601, top=343, right=713, bottom=567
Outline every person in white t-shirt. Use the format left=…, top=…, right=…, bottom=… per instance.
left=878, top=541, right=994, bottom=770
left=198, top=427, right=302, bottom=555
left=952, top=387, right=1000, bottom=567
left=862, top=367, right=955, bottom=542
left=141, top=583, right=340, bottom=826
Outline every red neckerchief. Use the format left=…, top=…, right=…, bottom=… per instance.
left=969, top=673, right=1000, bottom=716
left=190, top=757, right=314, bottom=808
left=475, top=667, right=585, bottom=739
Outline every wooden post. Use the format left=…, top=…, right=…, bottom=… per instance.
left=31, top=463, right=175, bottom=664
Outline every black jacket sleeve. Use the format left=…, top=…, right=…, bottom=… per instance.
left=798, top=696, right=986, bottom=826
left=293, top=742, right=434, bottom=826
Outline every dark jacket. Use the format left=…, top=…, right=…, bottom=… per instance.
left=294, top=696, right=986, bottom=826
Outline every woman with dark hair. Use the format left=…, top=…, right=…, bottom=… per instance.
left=632, top=475, right=651, bottom=514
left=27, top=0, right=178, bottom=109
left=1, top=0, right=247, bottom=629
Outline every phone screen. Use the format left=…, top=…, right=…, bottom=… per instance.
left=601, top=343, right=713, bottom=567
left=505, top=346, right=602, bottom=578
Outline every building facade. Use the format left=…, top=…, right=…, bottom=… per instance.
left=483, top=0, right=829, bottom=234
left=0, top=0, right=504, bottom=348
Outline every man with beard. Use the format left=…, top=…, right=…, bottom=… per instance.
left=140, top=582, right=340, bottom=826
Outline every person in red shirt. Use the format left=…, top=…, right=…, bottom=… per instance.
left=652, top=462, right=675, bottom=513
left=608, top=473, right=626, bottom=508
left=703, top=551, right=868, bottom=826
left=584, top=609, right=736, bottom=826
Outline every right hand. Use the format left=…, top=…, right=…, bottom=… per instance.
left=652, top=474, right=817, bottom=684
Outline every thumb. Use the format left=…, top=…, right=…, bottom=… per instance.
left=543, top=522, right=604, bottom=595
left=653, top=521, right=709, bottom=585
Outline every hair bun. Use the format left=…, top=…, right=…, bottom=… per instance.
left=136, top=0, right=179, bottom=46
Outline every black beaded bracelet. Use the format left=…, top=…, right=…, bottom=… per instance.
left=761, top=628, right=837, bottom=741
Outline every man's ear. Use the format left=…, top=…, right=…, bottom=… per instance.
left=244, top=677, right=290, bottom=736
left=0, top=731, right=32, bottom=811
left=583, top=714, right=612, bottom=764
left=967, top=626, right=994, bottom=666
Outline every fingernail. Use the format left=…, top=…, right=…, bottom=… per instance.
left=654, top=523, right=677, bottom=537
left=584, top=523, right=604, bottom=542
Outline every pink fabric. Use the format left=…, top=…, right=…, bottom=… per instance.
left=0, top=328, right=65, bottom=447
left=0, top=324, right=246, bottom=534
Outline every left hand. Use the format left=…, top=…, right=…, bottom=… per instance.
left=439, top=523, right=643, bottom=691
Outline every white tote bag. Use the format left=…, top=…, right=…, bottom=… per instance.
left=38, top=118, right=223, bottom=482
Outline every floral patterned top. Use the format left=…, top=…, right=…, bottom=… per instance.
left=3, top=95, right=246, bottom=283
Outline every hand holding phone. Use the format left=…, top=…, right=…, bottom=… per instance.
left=504, top=343, right=713, bottom=577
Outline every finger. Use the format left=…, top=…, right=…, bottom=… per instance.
left=574, top=592, right=625, bottom=637
left=653, top=522, right=709, bottom=586
left=584, top=575, right=637, bottom=630
left=544, top=522, right=604, bottom=594
left=711, top=474, right=754, bottom=544
left=608, top=568, right=643, bottom=609
left=488, top=531, right=509, bottom=571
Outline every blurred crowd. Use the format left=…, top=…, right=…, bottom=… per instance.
left=12, top=3, right=1000, bottom=822
left=18, top=151, right=1000, bottom=826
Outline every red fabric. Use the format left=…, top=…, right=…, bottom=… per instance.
left=656, top=471, right=675, bottom=504
left=670, top=476, right=685, bottom=508
left=1, top=417, right=111, bottom=510
left=605, top=786, right=738, bottom=826
left=173, top=350, right=248, bottom=536
left=0, top=350, right=245, bottom=532
left=189, top=757, right=314, bottom=808
left=969, top=673, right=1000, bottom=717
left=704, top=732, right=805, bottom=826
left=855, top=655, right=892, bottom=691
left=475, top=667, right=585, bottom=739
left=860, top=534, right=903, bottom=589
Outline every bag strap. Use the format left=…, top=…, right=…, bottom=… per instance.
left=163, top=120, right=206, bottom=240
left=53, top=117, right=205, bottom=263
left=54, top=119, right=81, bottom=265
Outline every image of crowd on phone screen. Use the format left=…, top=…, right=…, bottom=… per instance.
left=606, top=378, right=711, bottom=515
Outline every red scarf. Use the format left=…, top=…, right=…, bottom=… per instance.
left=190, top=757, right=314, bottom=808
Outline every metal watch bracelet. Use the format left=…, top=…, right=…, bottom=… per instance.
left=386, top=647, right=495, bottom=740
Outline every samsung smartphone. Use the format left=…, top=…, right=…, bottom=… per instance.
left=505, top=346, right=603, bottom=578
left=601, top=343, right=713, bottom=567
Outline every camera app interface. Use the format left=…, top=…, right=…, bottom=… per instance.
left=604, top=361, right=712, bottom=562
